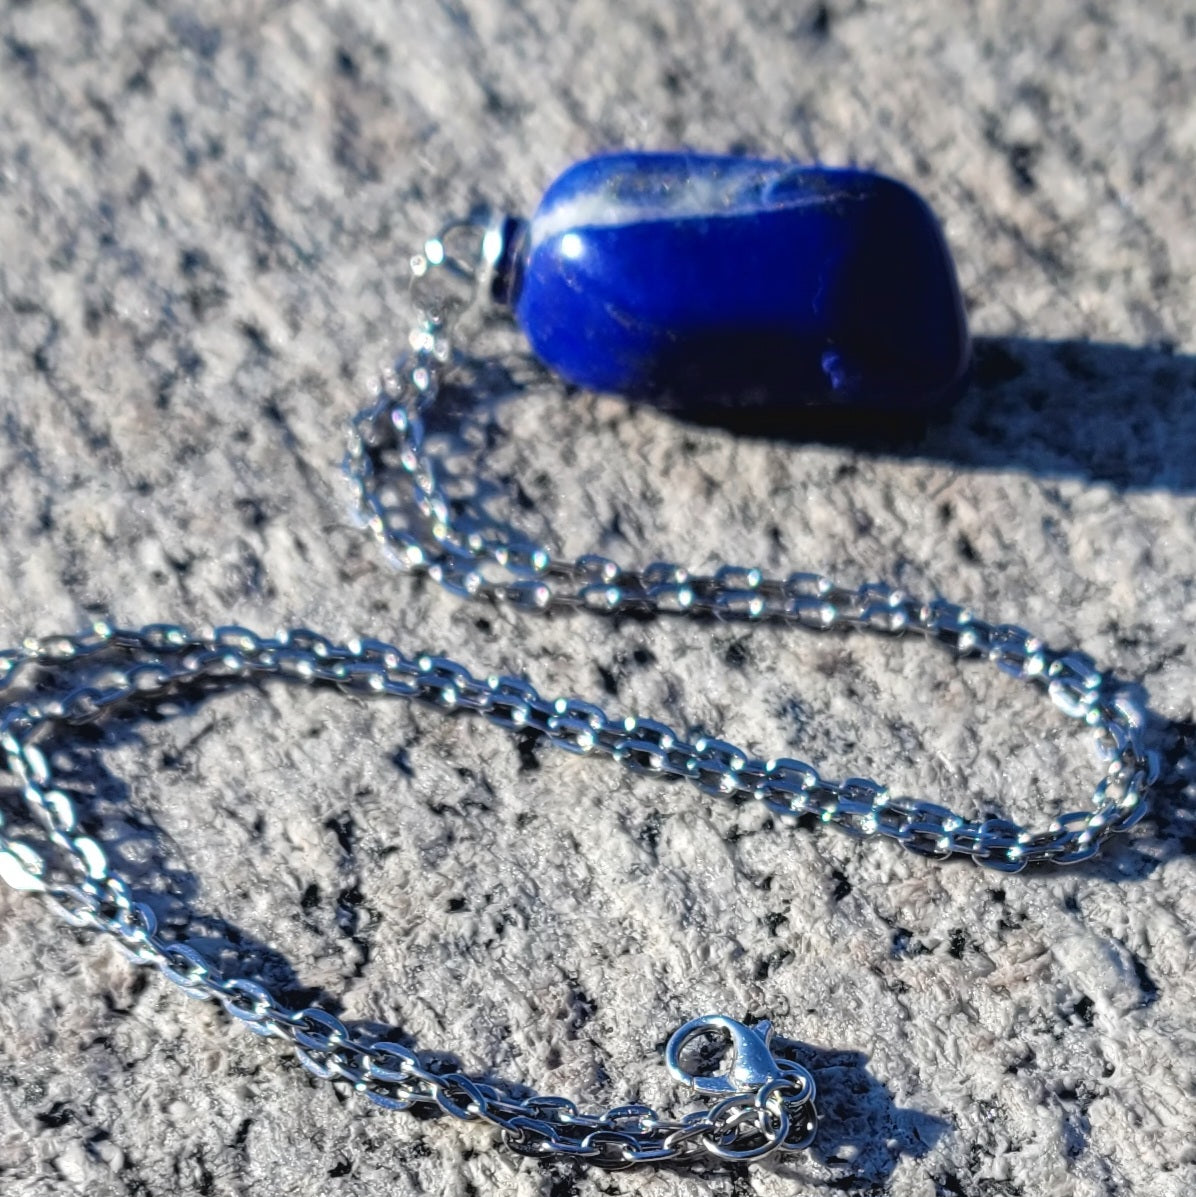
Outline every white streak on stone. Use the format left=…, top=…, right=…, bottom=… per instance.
left=530, top=164, right=856, bottom=248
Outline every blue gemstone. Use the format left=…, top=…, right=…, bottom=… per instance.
left=511, top=152, right=970, bottom=409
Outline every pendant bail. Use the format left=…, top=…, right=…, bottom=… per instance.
left=478, top=210, right=526, bottom=307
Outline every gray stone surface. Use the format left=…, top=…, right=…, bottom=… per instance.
left=1, top=1, right=1195, bottom=1194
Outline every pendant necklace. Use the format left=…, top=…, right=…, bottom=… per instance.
left=0, top=153, right=1158, bottom=1170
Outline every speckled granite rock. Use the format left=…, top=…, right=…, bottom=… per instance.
left=1, top=2, right=1195, bottom=1196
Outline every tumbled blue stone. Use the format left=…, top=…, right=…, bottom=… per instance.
left=511, top=152, right=970, bottom=409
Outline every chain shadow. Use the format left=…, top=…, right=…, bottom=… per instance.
left=1023, top=713, right=1196, bottom=881
left=6, top=684, right=574, bottom=1070
left=413, top=347, right=562, bottom=561
left=23, top=686, right=341, bottom=1013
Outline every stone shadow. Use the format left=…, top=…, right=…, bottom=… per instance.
left=655, top=337, right=1196, bottom=495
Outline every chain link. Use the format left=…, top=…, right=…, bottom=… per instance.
left=0, top=216, right=1162, bottom=1169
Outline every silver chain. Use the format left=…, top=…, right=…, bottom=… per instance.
left=343, top=213, right=1158, bottom=874
left=0, top=214, right=1160, bottom=1169
left=0, top=622, right=817, bottom=1166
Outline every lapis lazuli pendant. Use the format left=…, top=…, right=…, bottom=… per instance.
left=507, top=152, right=970, bottom=410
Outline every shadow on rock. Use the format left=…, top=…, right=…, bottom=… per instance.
left=658, top=337, right=1196, bottom=495
left=28, top=687, right=348, bottom=1015
left=1026, top=713, right=1196, bottom=883
left=778, top=1037, right=951, bottom=1189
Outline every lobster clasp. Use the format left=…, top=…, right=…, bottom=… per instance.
left=665, top=1014, right=787, bottom=1097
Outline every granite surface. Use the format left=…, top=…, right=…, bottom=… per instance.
left=1, top=2, right=1195, bottom=1195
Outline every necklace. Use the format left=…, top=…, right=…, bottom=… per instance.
left=0, top=153, right=1158, bottom=1170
